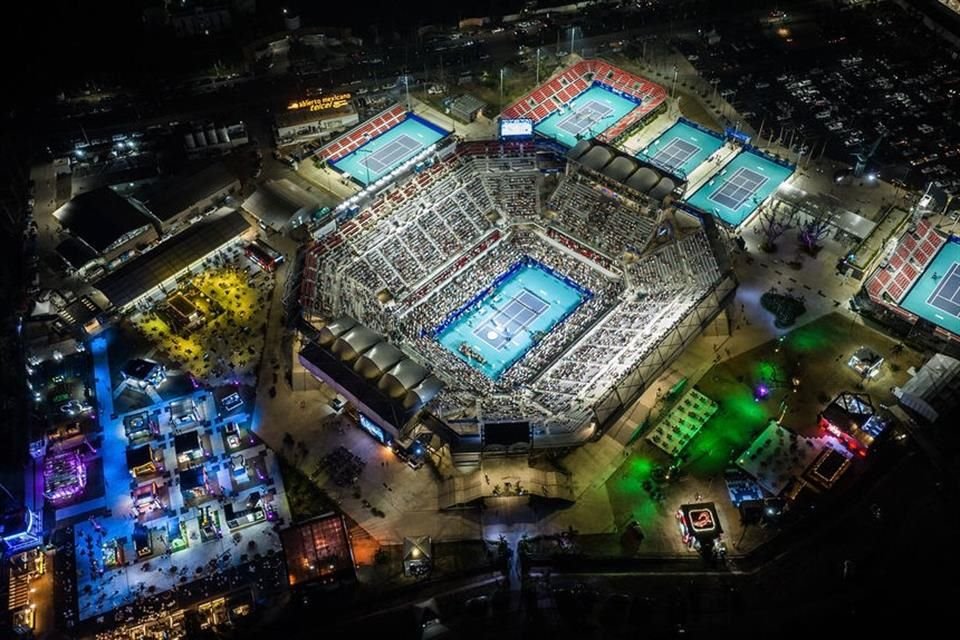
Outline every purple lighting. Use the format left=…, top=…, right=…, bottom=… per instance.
left=43, top=450, right=88, bottom=504
left=754, top=383, right=770, bottom=401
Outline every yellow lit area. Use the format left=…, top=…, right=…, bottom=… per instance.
left=130, top=266, right=271, bottom=382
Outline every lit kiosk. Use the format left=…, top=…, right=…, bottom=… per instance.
left=123, top=411, right=160, bottom=443
left=677, top=502, right=725, bottom=560
left=403, top=536, right=433, bottom=577
left=174, top=430, right=207, bottom=469
left=847, top=346, right=884, bottom=380
left=120, top=358, right=166, bottom=389
left=126, top=444, right=164, bottom=479
left=179, top=467, right=210, bottom=506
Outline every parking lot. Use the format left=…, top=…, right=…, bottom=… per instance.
left=673, top=2, right=960, bottom=191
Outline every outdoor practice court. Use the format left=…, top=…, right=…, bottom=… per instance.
left=685, top=150, right=794, bottom=226
left=639, top=119, right=726, bottom=177
left=434, top=261, right=587, bottom=379
left=534, top=84, right=639, bottom=148
left=329, top=114, right=449, bottom=185
left=709, top=167, right=769, bottom=210
left=900, top=240, right=960, bottom=336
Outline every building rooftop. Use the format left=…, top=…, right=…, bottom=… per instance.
left=174, top=430, right=201, bottom=454
left=122, top=358, right=162, bottom=380
left=241, top=179, right=319, bottom=230
left=93, top=208, right=250, bottom=307
left=280, top=513, right=355, bottom=586
left=53, top=187, right=155, bottom=253
left=134, top=162, right=238, bottom=223
left=56, top=237, right=99, bottom=269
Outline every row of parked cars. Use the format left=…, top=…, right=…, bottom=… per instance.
left=675, top=2, right=960, bottom=191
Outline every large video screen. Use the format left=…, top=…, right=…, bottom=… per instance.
left=500, top=118, right=534, bottom=139
left=358, top=413, right=386, bottom=443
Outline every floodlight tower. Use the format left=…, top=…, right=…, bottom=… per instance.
left=853, top=134, right=883, bottom=178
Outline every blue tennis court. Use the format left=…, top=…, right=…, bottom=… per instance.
left=535, top=84, right=639, bottom=148
left=330, top=114, right=449, bottom=186
left=434, top=260, right=590, bottom=379
left=900, top=240, right=960, bottom=336
left=639, top=120, right=725, bottom=177
left=685, top=150, right=794, bottom=226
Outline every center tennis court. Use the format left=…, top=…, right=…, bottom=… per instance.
left=434, top=261, right=589, bottom=379
left=637, top=119, right=727, bottom=178
left=926, top=263, right=960, bottom=317
left=473, top=289, right=549, bottom=350
left=900, top=240, right=960, bottom=337
left=653, top=139, right=700, bottom=172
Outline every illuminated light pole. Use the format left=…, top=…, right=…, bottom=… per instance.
left=536, top=48, right=541, bottom=85
left=499, top=68, right=505, bottom=112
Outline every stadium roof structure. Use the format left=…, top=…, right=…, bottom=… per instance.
left=605, top=156, right=638, bottom=182
left=332, top=326, right=383, bottom=362
left=94, top=208, right=249, bottom=308
left=566, top=139, right=681, bottom=202
left=580, top=146, right=614, bottom=171
left=649, top=176, right=677, bottom=200
left=241, top=178, right=319, bottom=231
left=317, top=316, right=357, bottom=344
left=627, top=167, right=660, bottom=193
left=299, top=317, right=445, bottom=431
left=354, top=342, right=405, bottom=379
left=134, top=162, right=238, bottom=223
left=54, top=187, right=155, bottom=253
left=379, top=360, right=429, bottom=398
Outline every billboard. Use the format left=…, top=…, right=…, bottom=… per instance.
left=287, top=93, right=352, bottom=113
left=358, top=413, right=386, bottom=444
left=499, top=118, right=534, bottom=139
left=725, top=127, right=751, bottom=145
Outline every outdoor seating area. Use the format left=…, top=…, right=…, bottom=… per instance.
left=313, top=446, right=366, bottom=487
left=647, top=389, right=719, bottom=456
left=129, top=262, right=272, bottom=385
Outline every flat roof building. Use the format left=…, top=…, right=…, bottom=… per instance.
left=93, top=208, right=251, bottom=310
left=53, top=187, right=159, bottom=262
left=241, top=179, right=320, bottom=232
left=133, top=162, right=240, bottom=232
left=274, top=95, right=359, bottom=146
left=449, top=94, right=485, bottom=123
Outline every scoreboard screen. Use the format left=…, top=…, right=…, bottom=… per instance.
left=499, top=118, right=534, bottom=139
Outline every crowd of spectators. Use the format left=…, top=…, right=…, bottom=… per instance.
left=306, top=142, right=724, bottom=435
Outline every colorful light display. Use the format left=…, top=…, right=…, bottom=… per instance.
left=43, top=450, right=87, bottom=504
